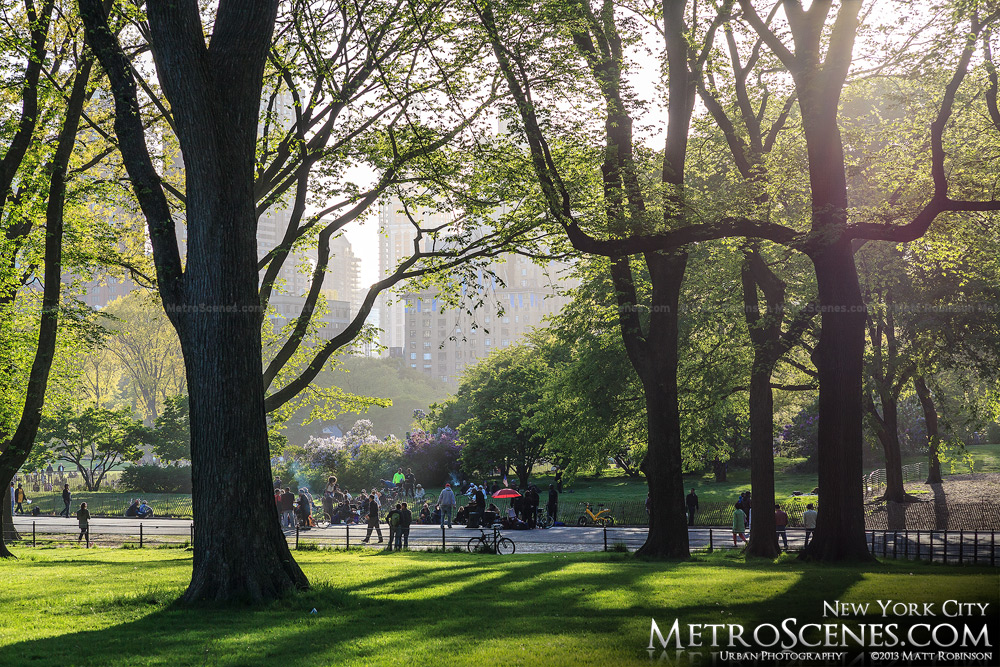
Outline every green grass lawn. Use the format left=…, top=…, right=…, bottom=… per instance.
left=0, top=548, right=996, bottom=666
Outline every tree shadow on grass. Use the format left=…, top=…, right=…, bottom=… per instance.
left=3, top=554, right=996, bottom=666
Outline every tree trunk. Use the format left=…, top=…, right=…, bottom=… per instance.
left=801, top=242, right=873, bottom=561
left=874, top=395, right=909, bottom=503
left=712, top=458, right=727, bottom=482
left=181, top=314, right=307, bottom=601
left=1, top=495, right=20, bottom=558
left=914, top=375, right=943, bottom=484
left=635, top=253, right=689, bottom=559
left=745, top=359, right=779, bottom=558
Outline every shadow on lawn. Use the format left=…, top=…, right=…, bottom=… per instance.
left=3, top=554, right=995, bottom=666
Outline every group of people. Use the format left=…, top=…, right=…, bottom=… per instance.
left=124, top=498, right=153, bottom=519
left=728, top=493, right=818, bottom=550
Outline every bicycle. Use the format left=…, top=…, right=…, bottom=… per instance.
left=467, top=523, right=516, bottom=555
left=578, top=503, right=615, bottom=526
left=536, top=507, right=554, bottom=529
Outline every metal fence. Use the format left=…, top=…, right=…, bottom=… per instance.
left=11, top=522, right=998, bottom=566
left=863, top=462, right=925, bottom=500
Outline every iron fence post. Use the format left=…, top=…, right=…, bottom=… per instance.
left=190, top=523, right=194, bottom=547
left=346, top=523, right=350, bottom=550
left=708, top=529, right=713, bottom=552
left=441, top=525, right=446, bottom=551
left=140, top=523, right=143, bottom=548
left=295, top=525, right=300, bottom=550
left=603, top=523, right=607, bottom=552
left=32, top=521, right=35, bottom=547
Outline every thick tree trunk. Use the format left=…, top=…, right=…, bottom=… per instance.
left=712, top=458, right=727, bottom=482
left=914, top=376, right=943, bottom=484
left=181, top=313, right=307, bottom=601
left=745, top=360, right=779, bottom=558
left=635, top=253, right=689, bottom=559
left=801, top=242, right=873, bottom=561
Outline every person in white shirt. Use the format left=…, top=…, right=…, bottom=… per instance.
left=803, top=503, right=818, bottom=546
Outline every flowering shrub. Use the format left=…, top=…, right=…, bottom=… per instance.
left=778, top=407, right=818, bottom=458
left=403, top=426, right=462, bottom=486
left=296, top=420, right=403, bottom=490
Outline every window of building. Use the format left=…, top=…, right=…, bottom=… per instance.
left=521, top=280, right=527, bottom=287
left=521, top=268, right=527, bottom=276
left=411, top=363, right=417, bottom=368
left=502, top=339, right=509, bottom=346
left=409, top=330, right=416, bottom=338
left=423, top=330, right=431, bottom=338
left=422, top=318, right=431, bottom=328
left=485, top=338, right=491, bottom=346
left=423, top=353, right=432, bottom=360
left=410, top=342, right=416, bottom=349
left=484, top=316, right=491, bottom=324
left=502, top=316, right=510, bottom=323
left=423, top=342, right=431, bottom=348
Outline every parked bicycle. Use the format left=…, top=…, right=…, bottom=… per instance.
left=578, top=503, right=615, bottom=526
left=467, top=523, right=516, bottom=555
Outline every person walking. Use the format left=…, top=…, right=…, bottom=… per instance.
left=385, top=503, right=401, bottom=551
left=685, top=488, right=699, bottom=527
left=438, top=483, right=456, bottom=529
left=392, top=468, right=405, bottom=489
left=362, top=494, right=383, bottom=543
left=803, top=503, right=818, bottom=547
left=77, top=502, right=91, bottom=548
left=732, top=502, right=748, bottom=546
left=14, top=483, right=26, bottom=514
left=774, top=504, right=789, bottom=551
left=61, top=484, right=72, bottom=518
left=396, top=502, right=412, bottom=549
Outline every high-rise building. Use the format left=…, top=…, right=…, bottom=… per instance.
left=376, top=194, right=443, bottom=354
left=400, top=255, right=573, bottom=384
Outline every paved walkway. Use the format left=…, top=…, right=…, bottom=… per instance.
left=11, top=516, right=996, bottom=562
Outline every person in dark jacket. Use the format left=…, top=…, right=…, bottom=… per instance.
left=685, top=489, right=699, bottom=526
left=385, top=503, right=401, bottom=551
left=525, top=485, right=539, bottom=529
left=361, top=495, right=383, bottom=543
left=547, top=483, right=559, bottom=522
left=77, top=502, right=91, bottom=548
left=61, top=484, right=72, bottom=518
left=396, top=502, right=412, bottom=549
left=280, top=488, right=296, bottom=528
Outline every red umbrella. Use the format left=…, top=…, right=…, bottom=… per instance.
left=492, top=488, right=521, bottom=499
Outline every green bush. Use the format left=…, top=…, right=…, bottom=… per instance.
left=118, top=465, right=192, bottom=493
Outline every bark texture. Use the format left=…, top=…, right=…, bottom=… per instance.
left=79, top=0, right=308, bottom=599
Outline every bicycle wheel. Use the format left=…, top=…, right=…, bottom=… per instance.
left=538, top=513, right=553, bottom=529
left=467, top=537, right=483, bottom=553
left=601, top=516, right=615, bottom=527
left=497, top=537, right=515, bottom=555
left=577, top=516, right=588, bottom=526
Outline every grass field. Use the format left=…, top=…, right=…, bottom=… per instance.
left=0, top=548, right=996, bottom=666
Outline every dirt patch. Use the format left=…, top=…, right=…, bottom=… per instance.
left=865, top=473, right=1000, bottom=530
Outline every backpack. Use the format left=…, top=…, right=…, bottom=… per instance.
left=389, top=511, right=400, bottom=527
